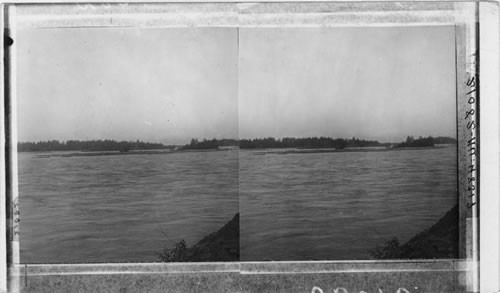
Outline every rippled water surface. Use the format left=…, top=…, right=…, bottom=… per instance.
left=240, top=147, right=457, bottom=260
left=19, top=151, right=239, bottom=263
left=19, top=147, right=457, bottom=263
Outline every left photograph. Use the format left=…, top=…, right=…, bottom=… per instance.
left=16, top=27, right=239, bottom=263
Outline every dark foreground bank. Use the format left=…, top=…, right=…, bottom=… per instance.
left=159, top=213, right=239, bottom=262
left=370, top=205, right=458, bottom=259
left=158, top=205, right=457, bottom=262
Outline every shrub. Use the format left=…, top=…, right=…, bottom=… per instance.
left=369, top=237, right=401, bottom=259
left=158, top=239, right=188, bottom=262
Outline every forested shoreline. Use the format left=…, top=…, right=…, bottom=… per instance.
left=17, top=139, right=174, bottom=152
left=183, top=136, right=456, bottom=150
left=393, top=136, right=457, bottom=148
left=18, top=136, right=457, bottom=152
left=183, top=137, right=384, bottom=150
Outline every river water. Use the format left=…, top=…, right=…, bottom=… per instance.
left=239, top=147, right=457, bottom=260
left=18, top=146, right=457, bottom=263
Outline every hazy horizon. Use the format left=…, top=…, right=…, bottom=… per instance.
left=17, top=26, right=456, bottom=145
left=17, top=133, right=456, bottom=146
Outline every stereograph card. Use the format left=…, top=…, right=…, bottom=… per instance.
left=1, top=1, right=499, bottom=293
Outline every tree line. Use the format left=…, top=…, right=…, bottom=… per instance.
left=183, top=136, right=385, bottom=150
left=18, top=136, right=457, bottom=152
left=394, top=136, right=457, bottom=148
left=239, top=137, right=383, bottom=149
left=183, top=136, right=457, bottom=150
left=18, top=139, right=172, bottom=152
left=184, top=138, right=239, bottom=150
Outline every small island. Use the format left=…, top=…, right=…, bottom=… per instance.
left=393, top=136, right=456, bottom=148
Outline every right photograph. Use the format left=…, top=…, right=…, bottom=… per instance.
left=238, top=26, right=458, bottom=261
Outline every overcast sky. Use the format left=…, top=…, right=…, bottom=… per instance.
left=17, top=26, right=456, bottom=144
left=17, top=28, right=238, bottom=144
left=239, top=26, right=456, bottom=142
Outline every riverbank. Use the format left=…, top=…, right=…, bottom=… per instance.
left=159, top=213, right=239, bottom=262
left=369, top=205, right=458, bottom=259
left=35, top=149, right=175, bottom=158
left=259, top=145, right=449, bottom=155
left=159, top=203, right=457, bottom=262
left=33, top=144, right=453, bottom=158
